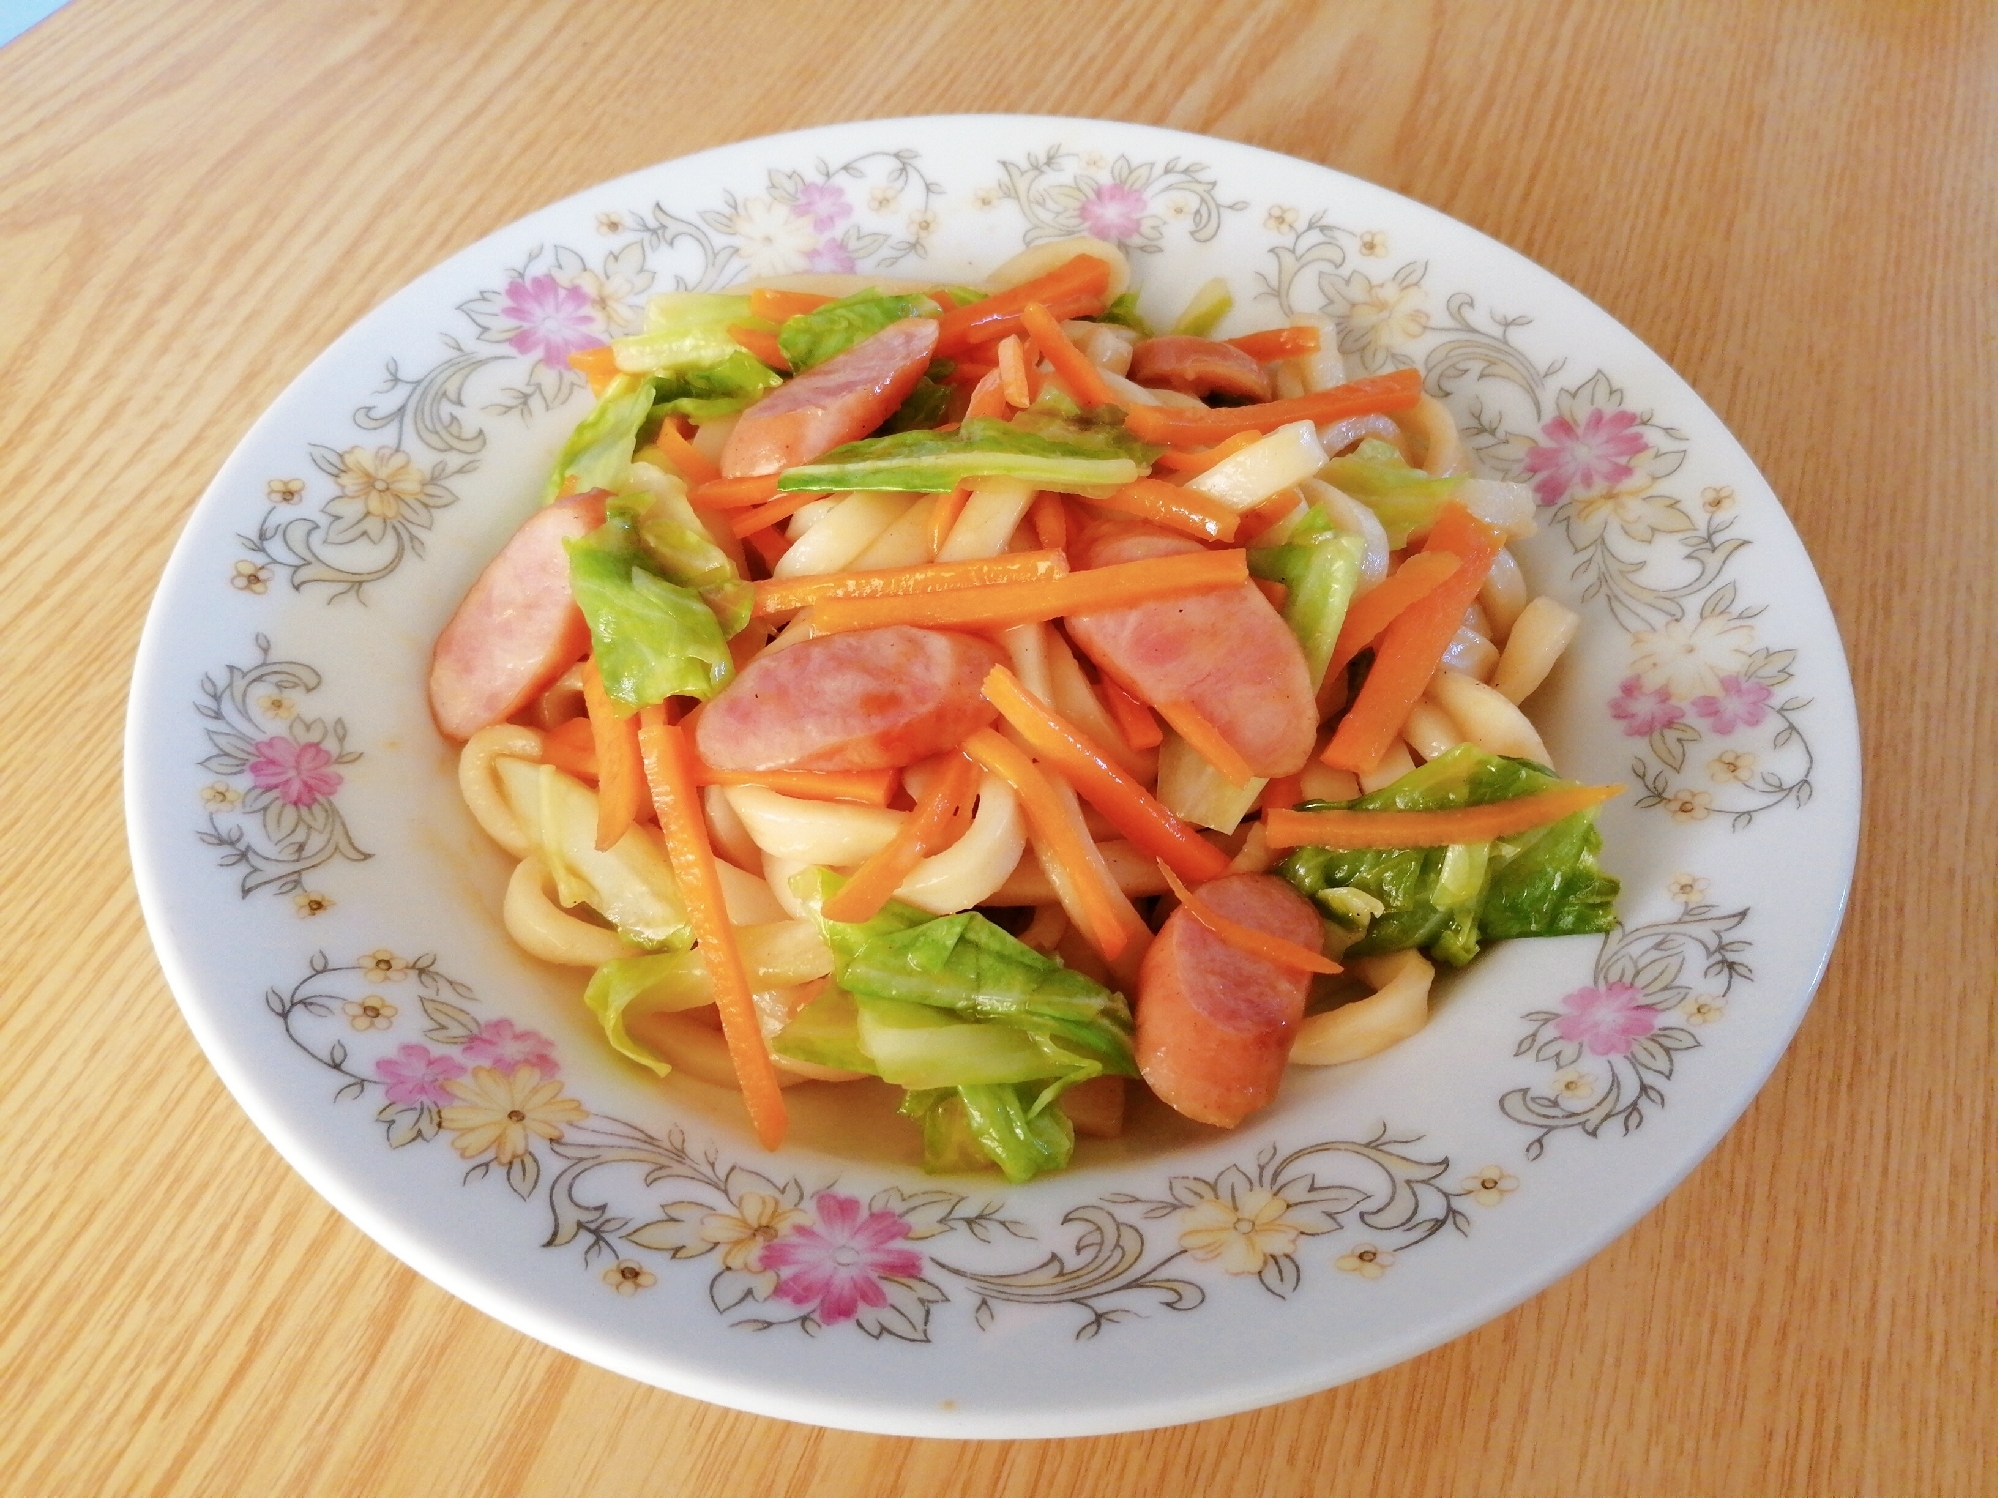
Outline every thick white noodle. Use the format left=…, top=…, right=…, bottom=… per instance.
left=1400, top=701, right=1462, bottom=762
left=1358, top=738, right=1417, bottom=794
left=703, top=783, right=763, bottom=873
left=460, top=725, right=545, bottom=858
left=762, top=855, right=814, bottom=919
left=1290, top=950, right=1435, bottom=1065
left=722, top=784, right=905, bottom=866
left=1439, top=625, right=1501, bottom=682
left=1045, top=628, right=1154, bottom=779
left=1304, top=479, right=1389, bottom=594
left=986, top=236, right=1131, bottom=298
left=993, top=839, right=1172, bottom=904
left=713, top=859, right=789, bottom=924
left=1427, top=669, right=1553, bottom=765
left=637, top=1012, right=809, bottom=1091
left=1316, top=412, right=1406, bottom=457
left=1067, top=320, right=1136, bottom=375
left=773, top=491, right=912, bottom=577
left=689, top=412, right=738, bottom=466
left=1279, top=312, right=1345, bottom=394
left=1455, top=479, right=1538, bottom=541
left=1492, top=596, right=1581, bottom=705
left=1397, top=394, right=1471, bottom=477
left=1184, top=421, right=1328, bottom=512
left=1099, top=369, right=1206, bottom=408
left=1479, top=547, right=1529, bottom=642
left=936, top=477, right=1035, bottom=561
left=503, top=857, right=639, bottom=966
left=785, top=497, right=840, bottom=536
left=892, top=772, right=1026, bottom=914
left=1227, top=822, right=1276, bottom=874
left=847, top=493, right=938, bottom=570
left=1299, top=761, right=1361, bottom=803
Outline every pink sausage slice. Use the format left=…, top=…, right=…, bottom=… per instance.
left=696, top=625, right=1006, bottom=772
left=1136, top=873, right=1322, bottom=1128
left=428, top=491, right=605, bottom=740
left=721, top=317, right=940, bottom=478
left=1064, top=526, right=1317, bottom=777
left=1129, top=336, right=1272, bottom=402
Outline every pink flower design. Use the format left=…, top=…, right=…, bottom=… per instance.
left=463, top=1018, right=559, bottom=1077
left=1520, top=407, right=1648, bottom=506
left=1691, top=674, right=1773, bottom=735
left=806, top=238, right=857, bottom=274
left=375, top=1043, right=466, bottom=1107
left=246, top=736, right=342, bottom=807
left=498, top=274, right=603, bottom=365
left=791, top=182, right=852, bottom=233
left=1077, top=181, right=1147, bottom=241
left=1554, top=982, right=1657, bottom=1057
left=1607, top=675, right=1684, bottom=737
left=762, top=1192, right=924, bottom=1324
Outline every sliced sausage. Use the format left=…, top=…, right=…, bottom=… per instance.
left=428, top=491, right=606, bottom=740
left=1129, top=336, right=1272, bottom=402
left=1064, top=526, right=1317, bottom=776
left=696, top=625, right=1005, bottom=772
left=721, top=317, right=940, bottom=478
left=1136, top=873, right=1322, bottom=1128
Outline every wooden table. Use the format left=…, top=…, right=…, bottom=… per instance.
left=2, top=2, right=1989, bottom=1492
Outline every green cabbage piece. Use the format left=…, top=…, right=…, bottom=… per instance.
left=565, top=510, right=734, bottom=709
left=542, top=375, right=655, bottom=501
left=1276, top=743, right=1620, bottom=966
left=647, top=349, right=780, bottom=425
left=611, top=292, right=754, bottom=375
left=1250, top=531, right=1363, bottom=694
left=1006, top=405, right=1164, bottom=466
left=1318, top=437, right=1463, bottom=548
left=627, top=482, right=753, bottom=637
left=882, top=371, right=954, bottom=434
left=901, top=1083, right=1074, bottom=1184
left=581, top=951, right=710, bottom=1077
left=777, top=289, right=937, bottom=372
left=776, top=416, right=1142, bottom=493
left=1097, top=291, right=1153, bottom=338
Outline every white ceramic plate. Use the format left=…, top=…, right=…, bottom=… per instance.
left=127, top=116, right=1859, bottom=1438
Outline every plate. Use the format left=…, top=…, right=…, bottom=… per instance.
left=126, top=116, right=1860, bottom=1438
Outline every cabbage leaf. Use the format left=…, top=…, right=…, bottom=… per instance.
left=776, top=416, right=1142, bottom=493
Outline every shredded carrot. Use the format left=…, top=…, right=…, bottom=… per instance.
left=1029, top=491, right=1068, bottom=551
left=933, top=254, right=1112, bottom=358
left=1322, top=505, right=1505, bottom=773
left=1021, top=300, right=1115, bottom=408
left=983, top=666, right=1230, bottom=883
left=948, top=358, right=998, bottom=387
left=996, top=334, right=1034, bottom=408
left=1325, top=550, right=1463, bottom=682
left=1258, top=773, right=1304, bottom=813
left=1157, top=862, right=1342, bottom=973
left=1264, top=783, right=1625, bottom=850
left=1237, top=487, right=1307, bottom=543
left=1150, top=431, right=1260, bottom=474
left=1254, top=577, right=1289, bottom=611
left=1085, top=476, right=1239, bottom=543
left=1124, top=368, right=1423, bottom=446
left=743, top=524, right=790, bottom=571
left=728, top=488, right=827, bottom=539
left=928, top=483, right=971, bottom=555
left=809, top=547, right=1247, bottom=634
left=729, top=324, right=790, bottom=372
left=1155, top=698, right=1257, bottom=787
left=542, top=715, right=599, bottom=782
left=961, top=368, right=1008, bottom=422
left=581, top=660, right=644, bottom=850
left=752, top=550, right=1069, bottom=616
left=748, top=287, right=834, bottom=322
left=697, top=765, right=899, bottom=807
left=1225, top=327, right=1321, bottom=362
left=1097, top=673, right=1163, bottom=750
left=567, top=344, right=622, bottom=396
left=962, top=727, right=1134, bottom=962
left=651, top=419, right=721, bottom=488
left=637, top=709, right=788, bottom=1150
left=823, top=754, right=979, bottom=923
left=693, top=473, right=783, bottom=509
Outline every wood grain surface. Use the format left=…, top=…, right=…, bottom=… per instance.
left=1, top=1, right=1990, bottom=1493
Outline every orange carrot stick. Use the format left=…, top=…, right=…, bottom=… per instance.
left=542, top=715, right=599, bottom=782
left=823, top=753, right=979, bottom=923
left=637, top=710, right=788, bottom=1149
left=728, top=488, right=827, bottom=539
left=693, top=473, right=784, bottom=509
left=1258, top=773, right=1304, bottom=813
left=928, top=483, right=971, bottom=555
left=1157, top=861, right=1341, bottom=973
left=1237, top=487, right=1308, bottom=544
left=567, top=344, right=622, bottom=395
left=933, top=254, right=1111, bottom=358
left=1085, top=476, right=1239, bottom=543
left=982, top=666, right=1230, bottom=883
left=1021, top=300, right=1115, bottom=408
left=581, top=660, right=644, bottom=850
left=1325, top=550, right=1463, bottom=679
left=996, top=334, right=1034, bottom=408
left=809, top=548, right=1247, bottom=634
left=1264, top=783, right=1625, bottom=850
left=743, top=524, right=790, bottom=572
left=751, top=550, right=1069, bottom=616
left=1323, top=505, right=1506, bottom=772
left=1155, top=698, right=1257, bottom=788
left=650, top=419, right=722, bottom=488
left=1124, top=368, right=1423, bottom=446
left=729, top=324, right=790, bottom=371
left=1253, top=578, right=1289, bottom=612
left=1150, top=431, right=1260, bottom=474
left=962, top=368, right=1009, bottom=422
left=1225, top=326, right=1321, bottom=362
left=1097, top=673, right=1163, bottom=750
left=748, top=287, right=834, bottom=322
left=1029, top=490, right=1068, bottom=551
left=695, top=766, right=899, bottom=807
left=962, top=727, right=1136, bottom=963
